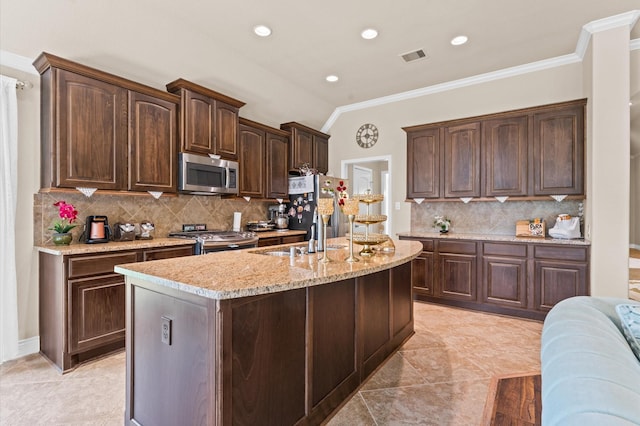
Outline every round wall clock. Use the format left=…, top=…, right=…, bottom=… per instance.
left=356, top=123, right=378, bottom=148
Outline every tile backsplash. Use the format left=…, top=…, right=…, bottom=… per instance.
left=34, top=192, right=272, bottom=245
left=411, top=199, right=583, bottom=235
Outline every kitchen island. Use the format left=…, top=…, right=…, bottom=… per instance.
left=115, top=237, right=422, bottom=426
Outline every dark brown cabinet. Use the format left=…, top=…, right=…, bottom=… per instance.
left=411, top=239, right=435, bottom=296
left=128, top=91, right=178, bottom=192
left=34, top=52, right=180, bottom=194
left=443, top=122, right=481, bottom=198
left=126, top=262, right=413, bottom=425
left=280, top=122, right=330, bottom=174
left=400, top=235, right=589, bottom=320
left=239, top=118, right=290, bottom=199
left=404, top=98, right=586, bottom=201
left=39, top=244, right=193, bottom=372
left=533, top=103, right=584, bottom=195
left=438, top=240, right=478, bottom=301
left=407, top=128, right=441, bottom=199
left=257, top=234, right=305, bottom=247
left=533, top=245, right=588, bottom=312
left=482, top=116, right=529, bottom=197
left=481, top=242, right=528, bottom=309
left=166, top=78, right=245, bottom=160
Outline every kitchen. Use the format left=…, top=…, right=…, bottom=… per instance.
left=1, top=1, right=640, bottom=424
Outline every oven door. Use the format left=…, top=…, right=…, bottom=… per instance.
left=198, top=240, right=258, bottom=255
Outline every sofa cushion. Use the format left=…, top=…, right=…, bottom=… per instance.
left=616, top=304, right=640, bottom=362
left=541, top=296, right=640, bottom=426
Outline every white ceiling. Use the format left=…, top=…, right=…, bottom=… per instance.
left=0, top=0, right=639, bottom=151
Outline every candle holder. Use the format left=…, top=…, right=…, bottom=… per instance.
left=343, top=198, right=360, bottom=263
left=317, top=198, right=334, bottom=263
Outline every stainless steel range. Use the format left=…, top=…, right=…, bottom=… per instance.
left=169, top=226, right=258, bottom=255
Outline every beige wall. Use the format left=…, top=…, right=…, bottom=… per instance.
left=587, top=26, right=630, bottom=297
left=328, top=62, right=585, bottom=236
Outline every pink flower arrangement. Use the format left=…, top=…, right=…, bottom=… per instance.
left=336, top=180, right=348, bottom=209
left=49, top=201, right=78, bottom=233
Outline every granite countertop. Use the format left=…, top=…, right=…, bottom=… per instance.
left=35, top=237, right=196, bottom=256
left=115, top=237, right=422, bottom=300
left=397, top=231, right=591, bottom=246
left=255, top=229, right=307, bottom=238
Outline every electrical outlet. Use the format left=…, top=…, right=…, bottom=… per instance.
left=161, top=316, right=172, bottom=345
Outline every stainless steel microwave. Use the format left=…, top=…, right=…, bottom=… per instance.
left=178, top=153, right=239, bottom=195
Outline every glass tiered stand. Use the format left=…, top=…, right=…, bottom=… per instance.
left=349, top=192, right=388, bottom=257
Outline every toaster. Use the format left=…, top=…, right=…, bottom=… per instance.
left=113, top=222, right=136, bottom=241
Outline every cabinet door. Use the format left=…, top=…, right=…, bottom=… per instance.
left=313, top=135, right=329, bottom=174
left=56, top=69, right=127, bottom=189
left=184, top=90, right=215, bottom=154
left=411, top=252, right=434, bottom=296
left=438, top=253, right=477, bottom=301
left=128, top=91, right=178, bottom=192
left=358, top=270, right=391, bottom=379
left=239, top=124, right=266, bottom=197
left=266, top=133, right=289, bottom=199
left=444, top=122, right=481, bottom=198
left=533, top=104, right=584, bottom=195
left=534, top=260, right=587, bottom=312
left=483, top=116, right=528, bottom=197
left=406, top=128, right=441, bottom=198
left=68, top=274, right=126, bottom=353
left=216, top=101, right=239, bottom=159
left=290, top=128, right=314, bottom=170
left=482, top=256, right=527, bottom=308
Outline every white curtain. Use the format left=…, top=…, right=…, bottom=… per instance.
left=0, top=75, right=19, bottom=363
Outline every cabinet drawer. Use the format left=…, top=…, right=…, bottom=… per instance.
left=483, top=242, right=527, bottom=258
left=534, top=245, right=588, bottom=262
left=143, top=246, right=194, bottom=262
left=68, top=252, right=139, bottom=278
left=282, top=235, right=305, bottom=244
left=417, top=239, right=434, bottom=252
left=438, top=240, right=476, bottom=255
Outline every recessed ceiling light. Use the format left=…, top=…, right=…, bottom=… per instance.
left=253, top=25, right=272, bottom=37
left=361, top=28, right=378, bottom=40
left=326, top=75, right=339, bottom=83
left=450, top=35, right=468, bottom=46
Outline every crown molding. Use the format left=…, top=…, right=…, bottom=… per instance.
left=322, top=10, right=640, bottom=133
left=0, top=50, right=38, bottom=75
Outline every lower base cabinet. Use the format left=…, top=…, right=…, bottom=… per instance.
left=257, top=234, right=305, bottom=247
left=39, top=244, right=193, bottom=373
left=400, top=236, right=589, bottom=320
left=124, top=262, right=413, bottom=426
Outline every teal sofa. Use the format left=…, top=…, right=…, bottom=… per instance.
left=541, top=296, right=640, bottom=425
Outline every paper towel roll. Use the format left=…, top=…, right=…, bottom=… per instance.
left=233, top=212, right=242, bottom=232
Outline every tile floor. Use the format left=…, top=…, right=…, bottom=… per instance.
left=0, top=302, right=543, bottom=425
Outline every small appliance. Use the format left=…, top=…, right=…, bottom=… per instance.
left=178, top=152, right=239, bottom=195
left=85, top=215, right=110, bottom=244
left=137, top=221, right=155, bottom=240
left=113, top=222, right=136, bottom=241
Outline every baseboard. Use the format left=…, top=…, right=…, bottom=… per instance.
left=631, top=244, right=640, bottom=251
left=17, top=336, right=40, bottom=358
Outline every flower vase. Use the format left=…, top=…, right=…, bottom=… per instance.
left=52, top=232, right=72, bottom=246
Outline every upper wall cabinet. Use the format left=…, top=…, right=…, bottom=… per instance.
left=239, top=118, right=289, bottom=199
left=280, top=122, right=329, bottom=174
left=34, top=52, right=179, bottom=193
left=166, top=79, right=245, bottom=160
left=482, top=115, right=529, bottom=197
left=404, top=99, right=586, bottom=201
left=532, top=103, right=584, bottom=196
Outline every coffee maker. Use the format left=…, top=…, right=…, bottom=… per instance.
left=84, top=215, right=110, bottom=243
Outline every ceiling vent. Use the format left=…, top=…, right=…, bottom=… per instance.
left=400, top=49, right=428, bottom=63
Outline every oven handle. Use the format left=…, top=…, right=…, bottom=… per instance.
left=227, top=244, right=239, bottom=249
